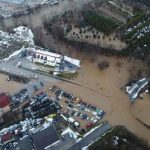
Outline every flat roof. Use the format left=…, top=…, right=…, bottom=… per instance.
left=35, top=50, right=61, bottom=58
left=32, top=125, right=60, bottom=150
left=64, top=56, right=80, bottom=67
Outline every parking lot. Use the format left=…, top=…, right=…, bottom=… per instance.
left=49, top=86, right=105, bottom=132
left=10, top=79, right=47, bottom=106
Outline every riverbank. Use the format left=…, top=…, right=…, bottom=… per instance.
left=0, top=0, right=93, bottom=29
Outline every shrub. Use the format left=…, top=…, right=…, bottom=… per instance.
left=98, top=60, right=110, bottom=70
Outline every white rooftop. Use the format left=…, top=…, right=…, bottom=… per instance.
left=64, top=56, right=80, bottom=67
left=35, top=49, right=61, bottom=58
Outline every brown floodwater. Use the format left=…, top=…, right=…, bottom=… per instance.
left=0, top=0, right=93, bottom=29
left=51, top=56, right=150, bottom=144
left=0, top=74, right=22, bottom=94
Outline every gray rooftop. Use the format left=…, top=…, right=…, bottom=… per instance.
left=32, top=125, right=60, bottom=150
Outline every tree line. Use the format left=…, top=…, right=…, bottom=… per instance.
left=83, top=11, right=119, bottom=35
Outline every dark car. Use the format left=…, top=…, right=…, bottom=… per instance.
left=84, top=102, right=88, bottom=107
left=71, top=111, right=75, bottom=116
left=68, top=104, right=73, bottom=108
left=23, top=94, right=29, bottom=100
left=21, top=88, right=27, bottom=92
left=40, top=81, right=44, bottom=87
left=77, top=112, right=81, bottom=117
left=63, top=92, right=73, bottom=99
left=55, top=89, right=62, bottom=96
left=91, top=105, right=97, bottom=111
left=81, top=114, right=88, bottom=120
left=33, top=85, right=38, bottom=91
left=65, top=100, right=69, bottom=104
left=87, top=104, right=91, bottom=108
left=98, top=111, right=105, bottom=118
left=11, top=93, right=22, bottom=101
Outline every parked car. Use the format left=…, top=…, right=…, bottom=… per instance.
left=86, top=122, right=94, bottom=129
left=77, top=112, right=81, bottom=117
left=71, top=111, right=75, bottom=116
left=91, top=105, right=97, bottom=111
left=68, top=104, right=73, bottom=108
left=98, top=111, right=105, bottom=118
left=20, top=88, right=27, bottom=92
left=63, top=92, right=73, bottom=99
left=65, top=100, right=69, bottom=104
left=40, top=81, right=44, bottom=87
left=55, top=89, right=62, bottom=96
left=80, top=114, right=88, bottom=120
left=91, top=117, right=98, bottom=124
left=11, top=93, right=22, bottom=101
left=87, top=104, right=91, bottom=109
left=33, top=85, right=38, bottom=91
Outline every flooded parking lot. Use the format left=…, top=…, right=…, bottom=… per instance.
left=46, top=86, right=105, bottom=132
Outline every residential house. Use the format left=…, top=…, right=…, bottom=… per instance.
left=0, top=93, right=11, bottom=116
left=0, top=132, right=14, bottom=146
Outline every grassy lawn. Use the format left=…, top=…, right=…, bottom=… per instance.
left=57, top=72, right=79, bottom=80
left=34, top=62, right=55, bottom=69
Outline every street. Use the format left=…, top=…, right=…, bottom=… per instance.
left=66, top=123, right=111, bottom=150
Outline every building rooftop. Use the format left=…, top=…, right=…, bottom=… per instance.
left=32, top=125, right=60, bottom=150
left=35, top=50, right=62, bottom=59
left=64, top=56, right=80, bottom=67
left=126, top=78, right=149, bottom=102
left=1, top=133, right=14, bottom=144
left=0, top=93, right=10, bottom=108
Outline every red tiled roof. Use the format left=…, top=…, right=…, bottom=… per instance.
left=1, top=133, right=13, bottom=143
left=0, top=93, right=10, bottom=108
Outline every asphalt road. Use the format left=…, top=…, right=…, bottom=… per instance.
left=66, top=123, right=111, bottom=150
left=0, top=55, right=57, bottom=83
left=0, top=54, right=59, bottom=101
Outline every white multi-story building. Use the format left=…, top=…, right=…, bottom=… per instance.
left=33, top=50, right=62, bottom=67
left=32, top=49, right=80, bottom=68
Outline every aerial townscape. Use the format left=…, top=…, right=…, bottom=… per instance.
left=0, top=0, right=149, bottom=150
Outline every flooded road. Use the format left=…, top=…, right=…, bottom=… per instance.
left=0, top=0, right=93, bottom=29
left=0, top=74, right=22, bottom=94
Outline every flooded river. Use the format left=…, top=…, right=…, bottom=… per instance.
left=0, top=0, right=25, bottom=4
left=0, top=0, right=93, bottom=29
